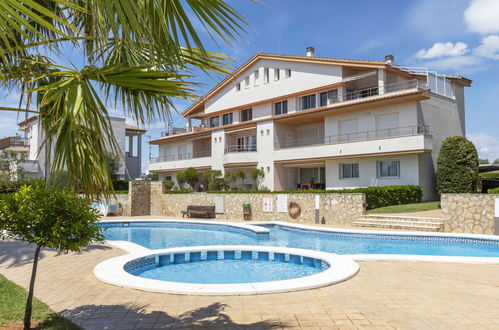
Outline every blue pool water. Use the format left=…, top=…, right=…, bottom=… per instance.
left=102, top=222, right=499, bottom=257
left=137, top=259, right=322, bottom=284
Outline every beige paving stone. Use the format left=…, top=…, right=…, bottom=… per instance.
left=2, top=239, right=499, bottom=329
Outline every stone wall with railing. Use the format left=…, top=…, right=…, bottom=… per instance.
left=123, top=181, right=365, bottom=225
left=441, top=194, right=498, bottom=235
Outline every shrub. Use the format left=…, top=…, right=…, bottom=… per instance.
left=207, top=185, right=422, bottom=209
left=436, top=136, right=479, bottom=194
left=164, top=180, right=175, bottom=190
left=488, top=187, right=499, bottom=194
left=0, top=178, right=44, bottom=194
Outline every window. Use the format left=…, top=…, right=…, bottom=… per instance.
left=237, top=135, right=257, bottom=151
left=165, top=175, right=172, bottom=181
left=264, top=67, right=269, bottom=83
left=209, top=116, right=220, bottom=128
left=319, top=89, right=339, bottom=107
left=274, top=68, right=280, bottom=81
left=377, top=160, right=400, bottom=178
left=240, top=108, right=253, bottom=122
left=236, top=83, right=241, bottom=92
left=244, top=76, right=250, bottom=88
left=285, top=68, right=291, bottom=78
left=340, top=163, right=359, bottom=179
left=299, top=94, right=316, bottom=110
left=274, top=100, right=288, bottom=115
left=254, top=70, right=259, bottom=86
left=222, top=113, right=233, bottom=125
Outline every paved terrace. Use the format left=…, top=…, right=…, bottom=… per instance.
left=2, top=230, right=499, bottom=329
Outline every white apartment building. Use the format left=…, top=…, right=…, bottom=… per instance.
left=148, top=49, right=471, bottom=200
left=0, top=116, right=146, bottom=180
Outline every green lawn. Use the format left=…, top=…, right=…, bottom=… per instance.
left=0, top=274, right=79, bottom=329
left=367, top=201, right=440, bottom=214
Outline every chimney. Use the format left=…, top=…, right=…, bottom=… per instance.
left=384, top=55, right=394, bottom=64
left=306, top=47, right=315, bottom=57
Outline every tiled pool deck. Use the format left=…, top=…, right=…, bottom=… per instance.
left=2, top=228, right=499, bottom=329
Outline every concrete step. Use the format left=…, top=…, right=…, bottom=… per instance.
left=363, top=214, right=442, bottom=223
left=352, top=214, right=444, bottom=232
left=352, top=220, right=443, bottom=231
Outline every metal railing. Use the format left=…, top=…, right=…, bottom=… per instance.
left=161, top=125, right=207, bottom=137
left=149, top=150, right=211, bottom=163
left=0, top=136, right=29, bottom=149
left=345, top=79, right=425, bottom=101
left=275, top=124, right=429, bottom=149
left=224, top=144, right=257, bottom=153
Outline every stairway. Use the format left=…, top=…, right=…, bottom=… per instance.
left=352, top=214, right=444, bottom=232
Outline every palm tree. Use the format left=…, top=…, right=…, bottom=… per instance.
left=0, top=0, right=248, bottom=195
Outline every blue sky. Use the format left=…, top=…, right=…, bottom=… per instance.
left=2, top=0, right=499, bottom=173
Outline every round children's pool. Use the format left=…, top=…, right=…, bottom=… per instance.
left=94, top=245, right=359, bottom=295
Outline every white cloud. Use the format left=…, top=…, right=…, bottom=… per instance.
left=464, top=0, right=499, bottom=34
left=473, top=35, right=499, bottom=60
left=468, top=132, right=499, bottom=162
left=416, top=42, right=469, bottom=59
left=421, top=55, right=483, bottom=72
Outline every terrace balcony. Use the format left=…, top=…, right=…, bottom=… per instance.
left=275, top=125, right=429, bottom=149
left=273, top=124, right=432, bottom=164
left=149, top=150, right=211, bottom=163
left=0, top=136, right=29, bottom=152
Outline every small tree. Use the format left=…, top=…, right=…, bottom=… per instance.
left=203, top=170, right=223, bottom=190
left=105, top=152, right=121, bottom=181
left=479, top=158, right=490, bottom=165
left=494, top=158, right=499, bottom=165
left=235, top=169, right=247, bottom=189
left=436, top=136, right=479, bottom=194
left=176, top=167, right=198, bottom=190
left=0, top=151, right=25, bottom=181
left=223, top=171, right=235, bottom=190
left=249, top=168, right=265, bottom=190
left=0, top=185, right=105, bottom=329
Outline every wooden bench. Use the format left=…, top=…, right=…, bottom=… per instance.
left=181, top=205, right=216, bottom=218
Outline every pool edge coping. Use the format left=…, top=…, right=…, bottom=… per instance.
left=94, top=245, right=359, bottom=296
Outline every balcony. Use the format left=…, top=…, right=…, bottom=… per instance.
left=0, top=136, right=29, bottom=150
left=224, top=145, right=257, bottom=154
left=149, top=150, right=211, bottom=163
left=161, top=125, right=207, bottom=137
left=276, top=125, right=429, bottom=149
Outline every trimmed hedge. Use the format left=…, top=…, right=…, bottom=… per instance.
left=488, top=187, right=499, bottom=194
left=163, top=189, right=193, bottom=194
left=112, top=180, right=130, bottom=191
left=203, top=185, right=423, bottom=210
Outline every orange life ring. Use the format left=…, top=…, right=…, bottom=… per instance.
left=288, top=201, right=301, bottom=218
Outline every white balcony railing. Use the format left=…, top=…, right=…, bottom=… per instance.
left=345, top=79, right=426, bottom=101
left=149, top=150, right=211, bottom=163
left=275, top=124, right=429, bottom=149
left=224, top=145, right=257, bottom=153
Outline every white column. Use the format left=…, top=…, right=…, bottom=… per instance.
left=378, top=69, right=386, bottom=94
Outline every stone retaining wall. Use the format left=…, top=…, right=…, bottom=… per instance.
left=441, top=194, right=498, bottom=235
left=148, top=182, right=365, bottom=225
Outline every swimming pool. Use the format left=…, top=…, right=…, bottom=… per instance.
left=101, top=220, right=499, bottom=258
left=94, top=245, right=359, bottom=295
